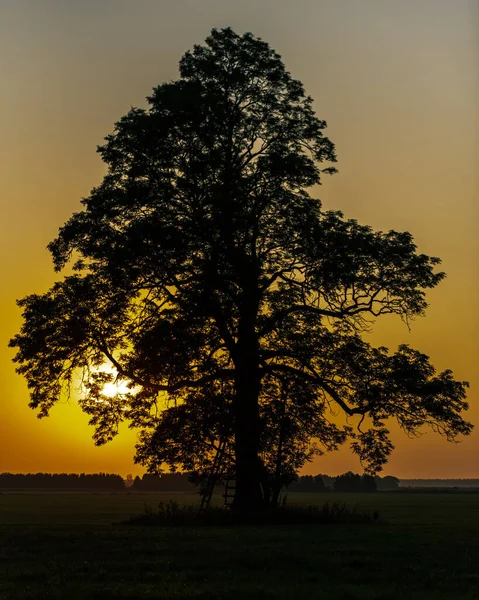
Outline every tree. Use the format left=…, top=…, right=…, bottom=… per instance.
left=334, top=472, right=362, bottom=493
left=288, top=474, right=326, bottom=493
left=333, top=472, right=376, bottom=493
left=361, top=474, right=377, bottom=493
left=375, top=475, right=399, bottom=491
left=10, top=28, right=472, bottom=513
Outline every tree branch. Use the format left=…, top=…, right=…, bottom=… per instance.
left=95, top=334, right=234, bottom=393
left=263, top=362, right=371, bottom=417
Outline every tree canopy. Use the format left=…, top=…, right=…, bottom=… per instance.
left=10, top=28, right=472, bottom=511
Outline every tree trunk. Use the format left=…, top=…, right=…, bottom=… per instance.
left=232, top=353, right=263, bottom=512
left=271, top=424, right=285, bottom=508
left=231, top=274, right=264, bottom=512
left=271, top=386, right=287, bottom=508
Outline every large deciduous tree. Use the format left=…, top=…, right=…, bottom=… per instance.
left=10, top=28, right=472, bottom=512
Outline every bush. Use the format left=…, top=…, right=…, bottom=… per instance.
left=121, top=500, right=380, bottom=527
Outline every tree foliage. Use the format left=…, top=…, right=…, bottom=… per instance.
left=10, top=28, right=471, bottom=510
left=333, top=472, right=376, bottom=493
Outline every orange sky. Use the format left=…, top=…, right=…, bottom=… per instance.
left=1, top=0, right=478, bottom=478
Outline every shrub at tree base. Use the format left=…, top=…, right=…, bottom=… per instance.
left=121, top=500, right=379, bottom=527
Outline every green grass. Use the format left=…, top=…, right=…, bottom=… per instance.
left=1, top=491, right=478, bottom=599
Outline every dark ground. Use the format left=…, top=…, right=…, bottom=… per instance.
left=1, top=491, right=478, bottom=599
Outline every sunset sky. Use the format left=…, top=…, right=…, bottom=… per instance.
left=1, top=0, right=477, bottom=479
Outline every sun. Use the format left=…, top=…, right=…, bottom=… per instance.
left=102, top=378, right=132, bottom=398
left=85, top=362, right=134, bottom=398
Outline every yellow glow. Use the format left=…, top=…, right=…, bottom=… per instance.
left=101, top=380, right=131, bottom=398
left=78, top=363, right=138, bottom=404
left=87, top=363, right=133, bottom=399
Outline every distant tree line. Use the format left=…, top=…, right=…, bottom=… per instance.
left=399, top=479, right=479, bottom=489
left=0, top=473, right=124, bottom=490
left=375, top=476, right=401, bottom=491
left=332, top=472, right=376, bottom=493
left=130, top=472, right=400, bottom=493
left=288, top=472, right=399, bottom=493
left=288, top=475, right=328, bottom=492
left=131, top=473, right=196, bottom=492
left=129, top=472, right=400, bottom=493
left=0, top=471, right=413, bottom=492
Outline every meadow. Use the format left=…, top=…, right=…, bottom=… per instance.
left=1, top=490, right=478, bottom=600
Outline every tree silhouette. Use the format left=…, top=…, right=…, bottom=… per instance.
left=288, top=475, right=326, bottom=493
left=334, top=472, right=362, bottom=493
left=10, top=28, right=472, bottom=512
left=375, top=475, right=399, bottom=490
left=332, top=472, right=376, bottom=493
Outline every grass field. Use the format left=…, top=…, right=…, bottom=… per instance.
left=1, top=490, right=478, bottom=599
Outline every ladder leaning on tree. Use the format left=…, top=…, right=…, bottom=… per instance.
left=199, top=438, right=236, bottom=511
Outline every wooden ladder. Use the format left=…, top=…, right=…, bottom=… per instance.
left=223, top=476, right=236, bottom=507
left=199, top=438, right=233, bottom=511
